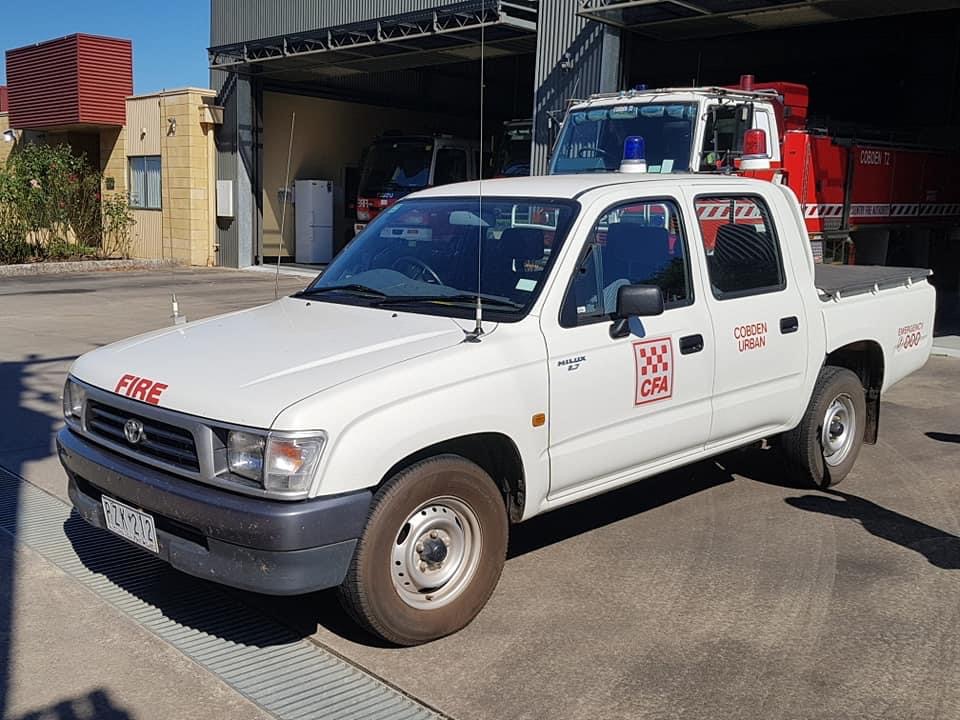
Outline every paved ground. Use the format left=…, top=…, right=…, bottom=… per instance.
left=2, top=268, right=959, bottom=720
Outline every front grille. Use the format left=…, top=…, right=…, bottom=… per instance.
left=86, top=400, right=200, bottom=473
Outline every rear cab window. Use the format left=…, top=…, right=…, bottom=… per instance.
left=694, top=195, right=786, bottom=299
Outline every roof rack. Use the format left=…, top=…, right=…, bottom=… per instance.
left=581, top=86, right=782, bottom=103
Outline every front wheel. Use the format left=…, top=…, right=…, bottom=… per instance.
left=781, top=366, right=867, bottom=488
left=337, top=455, right=508, bottom=645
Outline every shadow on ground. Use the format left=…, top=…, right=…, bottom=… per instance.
left=721, top=445, right=960, bottom=571
left=0, top=355, right=73, bottom=718
left=57, top=434, right=960, bottom=658
left=10, top=689, right=133, bottom=720
left=785, top=491, right=960, bottom=570
left=926, top=431, right=960, bottom=444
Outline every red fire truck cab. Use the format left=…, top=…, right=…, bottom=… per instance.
left=550, top=75, right=960, bottom=265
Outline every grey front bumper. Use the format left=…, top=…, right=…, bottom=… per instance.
left=58, top=427, right=371, bottom=595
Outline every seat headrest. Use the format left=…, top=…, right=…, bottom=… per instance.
left=605, top=223, right=669, bottom=251
left=715, top=223, right=775, bottom=264
left=500, top=227, right=544, bottom=261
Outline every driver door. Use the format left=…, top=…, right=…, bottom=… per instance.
left=540, top=194, right=715, bottom=499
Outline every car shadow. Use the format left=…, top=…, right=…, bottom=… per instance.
left=784, top=490, right=960, bottom=570
left=506, top=458, right=736, bottom=559
left=62, top=513, right=304, bottom=650
left=245, top=457, right=739, bottom=648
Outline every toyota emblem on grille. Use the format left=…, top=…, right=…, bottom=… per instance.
left=123, top=419, right=145, bottom=445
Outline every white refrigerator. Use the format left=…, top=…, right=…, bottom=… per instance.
left=294, top=180, right=334, bottom=263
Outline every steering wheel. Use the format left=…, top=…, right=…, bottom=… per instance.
left=392, top=256, right=443, bottom=285
left=578, top=146, right=610, bottom=158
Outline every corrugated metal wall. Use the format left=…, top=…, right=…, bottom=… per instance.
left=531, top=0, right=618, bottom=173
left=0, top=86, right=7, bottom=113
left=6, top=36, right=80, bottom=129
left=126, top=97, right=162, bottom=155
left=76, top=35, right=133, bottom=126
left=126, top=96, right=164, bottom=259
left=129, top=209, right=163, bottom=259
left=211, top=0, right=457, bottom=46
left=6, top=34, right=131, bottom=129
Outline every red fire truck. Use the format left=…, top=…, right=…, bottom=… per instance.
left=550, top=75, right=960, bottom=264
left=354, top=133, right=481, bottom=236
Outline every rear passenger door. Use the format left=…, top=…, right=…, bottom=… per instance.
left=689, top=189, right=808, bottom=446
left=541, top=194, right=715, bottom=498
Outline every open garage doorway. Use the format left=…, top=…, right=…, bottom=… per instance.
left=258, top=54, right=535, bottom=264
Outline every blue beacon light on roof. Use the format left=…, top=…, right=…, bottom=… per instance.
left=620, top=135, right=647, bottom=174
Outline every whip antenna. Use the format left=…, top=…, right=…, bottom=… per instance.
left=466, top=16, right=486, bottom=342
left=275, top=112, right=296, bottom=299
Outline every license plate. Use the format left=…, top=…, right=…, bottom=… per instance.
left=101, top=496, right=159, bottom=553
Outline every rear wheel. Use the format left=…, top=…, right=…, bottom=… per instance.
left=781, top=366, right=866, bottom=488
left=338, top=455, right=508, bottom=645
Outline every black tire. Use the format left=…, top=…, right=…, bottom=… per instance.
left=337, top=455, right=508, bottom=646
left=781, top=366, right=866, bottom=488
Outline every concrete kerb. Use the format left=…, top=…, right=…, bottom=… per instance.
left=931, top=335, right=960, bottom=358
left=0, top=259, right=182, bottom=278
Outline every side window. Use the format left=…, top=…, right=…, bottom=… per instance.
left=695, top=195, right=785, bottom=299
left=560, top=198, right=692, bottom=328
left=434, top=148, right=468, bottom=185
left=129, top=155, right=162, bottom=210
left=700, top=105, right=741, bottom=170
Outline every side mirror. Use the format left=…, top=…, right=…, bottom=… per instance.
left=610, top=284, right=664, bottom=338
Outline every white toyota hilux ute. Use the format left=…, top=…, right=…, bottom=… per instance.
left=59, top=174, right=935, bottom=645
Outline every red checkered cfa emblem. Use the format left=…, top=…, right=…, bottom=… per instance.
left=633, top=337, right=674, bottom=405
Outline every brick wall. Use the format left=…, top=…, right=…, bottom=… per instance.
left=158, top=90, right=217, bottom=266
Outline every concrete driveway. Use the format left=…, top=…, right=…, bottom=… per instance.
left=2, top=268, right=958, bottom=720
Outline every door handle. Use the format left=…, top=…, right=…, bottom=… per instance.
left=679, top=334, right=704, bottom=355
left=780, top=316, right=799, bottom=334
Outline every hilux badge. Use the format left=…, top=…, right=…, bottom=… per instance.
left=123, top=419, right=145, bottom=445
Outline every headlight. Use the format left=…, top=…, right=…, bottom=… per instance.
left=62, top=379, right=86, bottom=420
left=227, top=430, right=325, bottom=494
left=227, top=431, right=265, bottom=481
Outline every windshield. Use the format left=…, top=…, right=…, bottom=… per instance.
left=359, top=139, right=433, bottom=196
left=303, top=197, right=579, bottom=320
left=550, top=103, right=697, bottom=174
left=496, top=124, right=532, bottom=177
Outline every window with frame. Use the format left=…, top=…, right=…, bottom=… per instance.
left=695, top=195, right=785, bottom=299
left=560, top=198, right=692, bottom=327
left=129, top=156, right=162, bottom=210
left=433, top=148, right=468, bottom=185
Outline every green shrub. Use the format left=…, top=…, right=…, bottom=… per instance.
left=0, top=142, right=126, bottom=264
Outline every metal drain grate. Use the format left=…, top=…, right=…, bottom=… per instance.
left=0, top=468, right=440, bottom=720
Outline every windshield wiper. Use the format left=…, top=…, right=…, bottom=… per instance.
left=379, top=293, right=523, bottom=310
left=295, top=284, right=388, bottom=299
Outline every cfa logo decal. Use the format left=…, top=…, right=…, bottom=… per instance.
left=633, top=337, right=673, bottom=405
left=115, top=374, right=169, bottom=405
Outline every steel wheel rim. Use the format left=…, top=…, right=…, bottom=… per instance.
left=391, top=496, right=482, bottom=610
left=822, top=393, right=856, bottom=467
